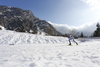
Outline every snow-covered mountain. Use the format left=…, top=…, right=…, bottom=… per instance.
left=0, top=5, right=61, bottom=36
left=49, top=21, right=97, bottom=37
left=0, top=5, right=99, bottom=37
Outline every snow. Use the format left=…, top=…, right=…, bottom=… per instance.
left=0, top=30, right=100, bottom=67
left=0, top=26, right=5, bottom=30
left=0, top=30, right=68, bottom=44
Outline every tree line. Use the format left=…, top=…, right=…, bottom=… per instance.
left=80, top=22, right=100, bottom=37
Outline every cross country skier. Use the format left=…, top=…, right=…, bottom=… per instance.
left=68, top=35, right=78, bottom=45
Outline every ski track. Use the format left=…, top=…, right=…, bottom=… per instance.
left=0, top=30, right=100, bottom=67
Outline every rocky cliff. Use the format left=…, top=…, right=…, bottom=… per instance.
left=0, top=5, right=62, bottom=36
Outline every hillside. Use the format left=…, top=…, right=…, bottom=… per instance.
left=0, top=30, right=68, bottom=44
left=0, top=5, right=62, bottom=36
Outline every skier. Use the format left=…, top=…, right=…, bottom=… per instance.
left=68, top=35, right=78, bottom=45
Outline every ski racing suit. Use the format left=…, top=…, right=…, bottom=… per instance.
left=68, top=35, right=78, bottom=45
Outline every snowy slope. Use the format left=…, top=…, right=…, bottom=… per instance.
left=0, top=30, right=68, bottom=44
left=0, top=30, right=100, bottom=67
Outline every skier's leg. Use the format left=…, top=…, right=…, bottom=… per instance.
left=69, top=39, right=71, bottom=45
left=73, top=39, right=78, bottom=45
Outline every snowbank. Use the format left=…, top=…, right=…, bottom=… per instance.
left=0, top=30, right=68, bottom=44
left=0, top=25, right=5, bottom=30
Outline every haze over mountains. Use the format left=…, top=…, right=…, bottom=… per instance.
left=49, top=21, right=97, bottom=37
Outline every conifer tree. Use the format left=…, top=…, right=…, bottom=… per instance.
left=94, top=22, right=100, bottom=37
left=80, top=32, right=84, bottom=38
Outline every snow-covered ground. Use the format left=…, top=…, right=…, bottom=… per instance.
left=0, top=30, right=100, bottom=67
left=0, top=30, right=68, bottom=44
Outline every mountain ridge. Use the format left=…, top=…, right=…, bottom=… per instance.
left=0, top=5, right=62, bottom=36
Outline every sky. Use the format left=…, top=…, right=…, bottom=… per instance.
left=0, top=0, right=100, bottom=26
